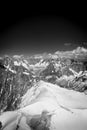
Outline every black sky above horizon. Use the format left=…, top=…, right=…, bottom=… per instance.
left=0, top=11, right=87, bottom=56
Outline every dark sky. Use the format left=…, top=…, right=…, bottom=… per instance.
left=0, top=11, right=87, bottom=56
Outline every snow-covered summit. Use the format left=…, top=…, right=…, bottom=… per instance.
left=72, top=46, right=87, bottom=53
left=20, top=80, right=87, bottom=109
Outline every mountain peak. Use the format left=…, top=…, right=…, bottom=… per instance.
left=72, top=47, right=87, bottom=53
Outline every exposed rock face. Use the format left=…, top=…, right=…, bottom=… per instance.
left=28, top=110, right=51, bottom=130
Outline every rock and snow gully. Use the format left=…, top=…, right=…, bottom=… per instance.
left=1, top=81, right=87, bottom=130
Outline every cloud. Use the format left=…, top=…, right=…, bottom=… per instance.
left=64, top=43, right=72, bottom=46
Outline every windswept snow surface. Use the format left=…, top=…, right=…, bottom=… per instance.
left=1, top=81, right=87, bottom=130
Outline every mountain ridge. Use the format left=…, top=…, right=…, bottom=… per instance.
left=0, top=46, right=87, bottom=113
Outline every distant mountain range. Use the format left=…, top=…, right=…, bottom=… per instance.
left=1, top=46, right=87, bottom=113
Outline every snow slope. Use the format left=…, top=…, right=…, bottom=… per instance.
left=1, top=81, right=87, bottom=130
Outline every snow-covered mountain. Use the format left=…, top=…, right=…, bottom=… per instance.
left=0, top=46, right=87, bottom=129
left=1, top=81, right=87, bottom=130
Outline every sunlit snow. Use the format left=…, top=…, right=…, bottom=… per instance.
left=1, top=81, right=87, bottom=130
